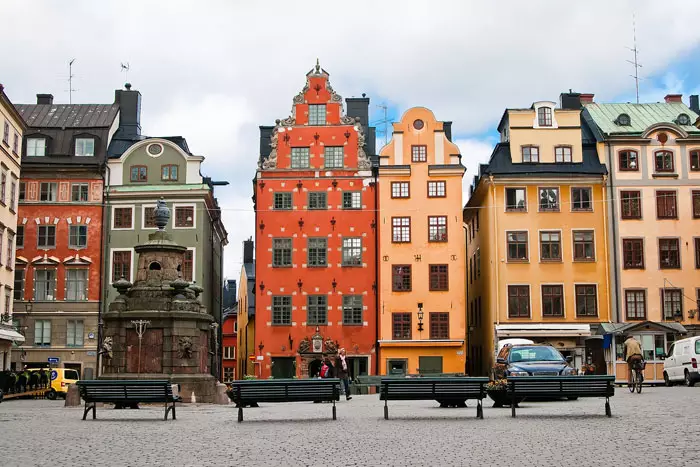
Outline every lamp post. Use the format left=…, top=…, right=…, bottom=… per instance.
left=417, top=302, right=424, bottom=338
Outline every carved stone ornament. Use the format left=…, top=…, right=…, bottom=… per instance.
left=325, top=80, right=343, bottom=103
left=292, top=81, right=310, bottom=105
left=177, top=336, right=194, bottom=359
left=297, top=336, right=311, bottom=354
left=153, top=198, right=170, bottom=231
left=101, top=336, right=114, bottom=360
left=261, top=117, right=296, bottom=170
left=324, top=338, right=337, bottom=354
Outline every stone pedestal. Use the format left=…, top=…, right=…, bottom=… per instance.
left=215, top=383, right=229, bottom=405
left=64, top=384, right=81, bottom=407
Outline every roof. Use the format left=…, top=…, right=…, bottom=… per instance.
left=244, top=261, right=255, bottom=279
left=0, top=86, right=27, bottom=130
left=598, top=321, right=687, bottom=335
left=244, top=260, right=256, bottom=317
left=108, top=135, right=191, bottom=159
left=480, top=142, right=607, bottom=177
left=16, top=104, right=119, bottom=128
left=584, top=102, right=700, bottom=136
left=108, top=184, right=210, bottom=193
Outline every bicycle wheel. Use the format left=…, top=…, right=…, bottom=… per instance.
left=636, top=370, right=643, bottom=394
left=629, top=371, right=635, bottom=393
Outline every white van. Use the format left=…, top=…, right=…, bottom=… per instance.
left=663, top=336, right=700, bottom=387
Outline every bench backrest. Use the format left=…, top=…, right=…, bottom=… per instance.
left=507, top=376, right=614, bottom=397
left=77, top=380, right=174, bottom=402
left=229, top=379, right=340, bottom=403
left=380, top=377, right=489, bottom=399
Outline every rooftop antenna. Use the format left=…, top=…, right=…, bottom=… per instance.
left=67, top=59, right=77, bottom=104
left=120, top=62, right=130, bottom=83
left=626, top=14, right=643, bottom=104
left=372, top=103, right=394, bottom=146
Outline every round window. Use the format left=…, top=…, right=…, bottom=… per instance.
left=657, top=132, right=668, bottom=144
left=678, top=114, right=690, bottom=126
left=413, top=119, right=424, bottom=130
left=147, top=143, right=163, bottom=156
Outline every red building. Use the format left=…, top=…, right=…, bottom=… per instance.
left=254, top=62, right=377, bottom=379
left=222, top=278, right=237, bottom=382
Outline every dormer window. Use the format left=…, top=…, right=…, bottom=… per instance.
left=27, top=137, right=46, bottom=157
left=537, top=107, right=552, bottom=127
left=75, top=137, right=95, bottom=157
left=616, top=113, right=631, bottom=126
left=308, top=104, right=326, bottom=125
left=676, top=113, right=691, bottom=126
left=555, top=146, right=572, bottom=163
left=522, top=146, right=539, bottom=163
left=161, top=165, right=178, bottom=181
left=130, top=166, right=148, bottom=182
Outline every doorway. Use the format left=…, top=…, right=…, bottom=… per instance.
left=585, top=338, right=607, bottom=375
left=307, top=358, right=322, bottom=378
left=418, top=356, right=443, bottom=375
left=387, top=359, right=407, bottom=376
left=271, top=357, right=295, bottom=379
left=347, top=356, right=368, bottom=380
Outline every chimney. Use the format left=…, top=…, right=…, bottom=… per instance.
left=665, top=94, right=682, bottom=103
left=36, top=94, right=54, bottom=105
left=690, top=95, right=699, bottom=114
left=243, top=238, right=254, bottom=264
left=559, top=91, right=582, bottom=110
left=259, top=126, right=274, bottom=166
left=579, top=93, right=595, bottom=105
left=443, top=121, right=453, bottom=142
left=346, top=93, right=376, bottom=156
left=114, top=84, right=142, bottom=137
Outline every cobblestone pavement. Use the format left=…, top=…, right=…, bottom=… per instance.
left=0, top=386, right=698, bottom=466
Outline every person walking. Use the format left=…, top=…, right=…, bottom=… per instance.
left=336, top=348, right=352, bottom=401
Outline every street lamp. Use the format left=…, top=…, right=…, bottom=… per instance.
left=417, top=302, right=424, bottom=334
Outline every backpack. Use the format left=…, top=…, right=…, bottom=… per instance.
left=320, top=364, right=329, bottom=378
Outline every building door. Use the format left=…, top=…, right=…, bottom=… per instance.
left=585, top=339, right=607, bottom=375
left=347, top=357, right=368, bottom=380
left=387, top=359, right=407, bottom=376
left=271, top=357, right=295, bottom=379
left=418, top=356, right=443, bottom=375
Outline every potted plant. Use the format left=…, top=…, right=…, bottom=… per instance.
left=486, top=379, right=522, bottom=408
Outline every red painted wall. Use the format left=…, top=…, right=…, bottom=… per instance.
left=222, top=313, right=237, bottom=380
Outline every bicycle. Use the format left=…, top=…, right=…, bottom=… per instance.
left=628, top=360, right=644, bottom=394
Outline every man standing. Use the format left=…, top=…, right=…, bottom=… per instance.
left=623, top=335, right=644, bottom=385
left=336, top=348, right=352, bottom=401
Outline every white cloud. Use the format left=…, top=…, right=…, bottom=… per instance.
left=454, top=137, right=498, bottom=203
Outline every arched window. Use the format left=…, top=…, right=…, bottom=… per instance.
left=619, top=150, right=639, bottom=171
left=616, top=113, right=631, bottom=126
left=677, top=113, right=691, bottom=126
left=537, top=107, right=552, bottom=127
left=654, top=150, right=674, bottom=173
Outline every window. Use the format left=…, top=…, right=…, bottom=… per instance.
left=654, top=150, right=674, bottom=172
left=174, top=206, right=194, bottom=228
left=625, top=290, right=646, bottom=320
left=537, top=107, right=552, bottom=126
left=69, top=225, right=87, bottom=249
left=696, top=238, right=700, bottom=268
left=392, top=313, right=412, bottom=340
left=37, top=226, right=56, bottom=248
left=161, top=165, right=178, bottom=181
left=8, top=178, right=15, bottom=210
left=661, top=289, right=683, bottom=320
left=622, top=239, right=644, bottom=269
left=112, top=251, right=131, bottom=281
left=619, top=150, right=639, bottom=171
left=69, top=183, right=88, bottom=202
left=130, top=166, right=147, bottom=182
left=183, top=250, right=194, bottom=281
left=27, top=138, right=46, bottom=157
left=507, top=231, right=528, bottom=261
left=391, top=217, right=411, bottom=243
left=571, top=187, right=592, bottom=211
left=14, top=269, right=24, bottom=300
left=342, top=237, right=362, bottom=266
left=324, top=146, right=343, bottom=168
left=65, top=319, right=85, bottom=348
left=75, top=138, right=95, bottom=157
left=34, top=320, right=51, bottom=346
left=12, top=132, right=18, bottom=154
left=476, top=250, right=481, bottom=277
left=427, top=181, right=446, bottom=198
left=2, top=122, right=8, bottom=145
left=1, top=171, right=6, bottom=205
left=308, top=192, right=327, bottom=210
left=505, top=188, right=526, bottom=211
left=430, top=313, right=449, bottom=339
left=538, top=187, right=559, bottom=211
left=411, top=145, right=427, bottom=162
left=3, top=289, right=9, bottom=317
left=693, top=191, right=700, bottom=218
left=428, top=216, right=447, bottom=242
left=223, top=368, right=234, bottom=381
left=19, top=182, right=25, bottom=201
left=522, top=146, right=539, bottom=162
left=541, top=285, right=564, bottom=317
left=508, top=285, right=530, bottom=318
left=572, top=230, right=595, bottom=261
left=575, top=285, right=598, bottom=317
left=539, top=231, right=561, bottom=261
left=274, top=192, right=292, bottom=210
left=272, top=296, right=292, bottom=325
left=391, top=182, right=410, bottom=198
left=656, top=191, right=677, bottom=219
left=555, top=146, right=572, bottom=162
left=620, top=191, right=641, bottom=219
left=342, top=295, right=363, bottom=325
left=429, top=264, right=448, bottom=291
left=223, top=347, right=236, bottom=360
left=392, top=265, right=411, bottom=292
left=291, top=147, right=310, bottom=168
left=272, top=238, right=292, bottom=267
left=308, top=104, right=326, bottom=125
left=342, top=191, right=361, bottom=209
left=307, top=295, right=327, bottom=325
left=691, top=150, right=700, bottom=171
left=143, top=206, right=157, bottom=228
left=16, top=226, right=23, bottom=249
left=34, top=269, right=56, bottom=301
left=114, top=207, right=133, bottom=229
left=659, top=239, right=680, bottom=269
left=307, top=238, right=327, bottom=267
left=40, top=182, right=58, bottom=202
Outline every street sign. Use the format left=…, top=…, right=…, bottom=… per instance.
left=47, top=357, right=59, bottom=364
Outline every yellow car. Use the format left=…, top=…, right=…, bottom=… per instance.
left=26, top=368, right=80, bottom=400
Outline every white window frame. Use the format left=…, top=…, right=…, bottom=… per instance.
left=110, top=248, right=135, bottom=283
left=26, top=138, right=46, bottom=157
left=65, top=268, right=88, bottom=301
left=141, top=203, right=158, bottom=230
left=75, top=138, right=95, bottom=157
left=111, top=205, right=135, bottom=230
left=573, top=283, right=600, bottom=318
left=540, top=282, right=566, bottom=319
left=172, top=203, right=197, bottom=230
left=182, top=247, right=196, bottom=282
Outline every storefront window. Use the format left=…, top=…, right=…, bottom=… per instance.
left=655, top=335, right=666, bottom=359
left=617, top=334, right=668, bottom=361
left=639, top=335, right=654, bottom=361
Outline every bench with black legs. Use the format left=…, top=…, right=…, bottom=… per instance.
left=227, top=379, right=340, bottom=422
left=380, top=377, right=489, bottom=420
left=77, top=380, right=181, bottom=421
left=507, top=376, right=615, bottom=418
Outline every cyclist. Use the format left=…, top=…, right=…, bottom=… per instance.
left=623, top=335, right=644, bottom=385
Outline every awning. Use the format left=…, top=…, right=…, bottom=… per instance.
left=598, top=321, right=687, bottom=335
left=0, top=327, right=25, bottom=343
left=496, top=324, right=591, bottom=338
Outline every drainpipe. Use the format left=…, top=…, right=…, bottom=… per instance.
left=373, top=165, right=380, bottom=376
left=463, top=223, right=470, bottom=375
left=606, top=143, right=621, bottom=323
left=97, top=162, right=111, bottom=378
left=490, top=176, right=499, bottom=369
left=601, top=174, right=611, bottom=324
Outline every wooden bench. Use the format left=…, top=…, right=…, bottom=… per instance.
left=227, top=378, right=340, bottom=422
left=507, top=376, right=615, bottom=418
left=379, top=377, right=489, bottom=419
left=77, top=380, right=180, bottom=421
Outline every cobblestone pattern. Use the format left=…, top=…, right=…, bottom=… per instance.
left=0, top=386, right=697, bottom=466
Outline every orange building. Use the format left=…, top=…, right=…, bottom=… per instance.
left=253, top=62, right=377, bottom=379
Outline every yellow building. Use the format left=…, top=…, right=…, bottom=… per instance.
left=236, top=238, right=257, bottom=379
left=377, top=107, right=466, bottom=375
left=465, top=96, right=611, bottom=376
left=0, top=84, right=26, bottom=369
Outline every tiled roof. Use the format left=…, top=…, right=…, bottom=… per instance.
left=584, top=102, right=700, bottom=136
left=16, top=104, right=119, bottom=128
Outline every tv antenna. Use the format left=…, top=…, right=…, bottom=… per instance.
left=372, top=103, right=394, bottom=147
left=67, top=59, right=77, bottom=104
left=121, top=62, right=130, bottom=83
left=626, top=14, right=643, bottom=104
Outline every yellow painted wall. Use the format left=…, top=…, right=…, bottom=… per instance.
left=509, top=108, right=583, bottom=163
left=236, top=267, right=256, bottom=379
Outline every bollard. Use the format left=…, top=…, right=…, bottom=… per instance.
left=215, top=383, right=229, bottom=405
left=64, top=384, right=81, bottom=407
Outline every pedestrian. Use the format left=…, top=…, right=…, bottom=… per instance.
left=320, top=358, right=331, bottom=379
left=336, top=348, right=352, bottom=401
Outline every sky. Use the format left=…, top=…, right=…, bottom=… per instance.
left=4, top=0, right=700, bottom=280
